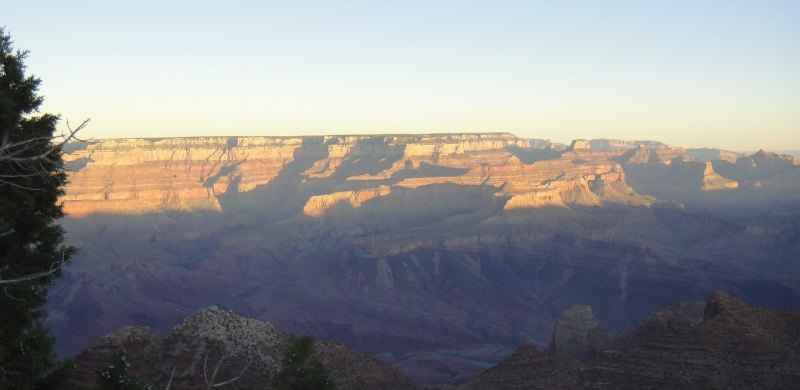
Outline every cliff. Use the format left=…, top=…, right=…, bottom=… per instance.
left=51, top=133, right=800, bottom=385
left=62, top=133, right=800, bottom=217
left=463, top=292, right=800, bottom=389
left=61, top=133, right=643, bottom=217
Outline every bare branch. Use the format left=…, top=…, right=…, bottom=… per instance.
left=165, top=365, right=176, bottom=390
left=0, top=266, right=61, bottom=285
left=203, top=352, right=210, bottom=386
left=0, top=363, right=20, bottom=380
left=202, top=348, right=248, bottom=389
left=207, top=351, right=233, bottom=389
left=0, top=179, right=50, bottom=191
left=2, top=285, right=25, bottom=302
left=0, top=249, right=68, bottom=285
left=0, top=118, right=89, bottom=161
left=0, top=118, right=91, bottom=189
left=210, top=361, right=250, bottom=388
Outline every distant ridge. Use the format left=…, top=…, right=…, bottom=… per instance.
left=50, top=132, right=800, bottom=384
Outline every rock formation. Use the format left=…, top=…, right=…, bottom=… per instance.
left=72, top=307, right=413, bottom=389
left=686, top=148, right=744, bottom=163
left=463, top=292, right=800, bottom=389
left=546, top=305, right=606, bottom=360
left=50, top=133, right=800, bottom=385
left=61, top=133, right=800, bottom=217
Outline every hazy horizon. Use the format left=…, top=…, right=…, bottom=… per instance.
left=5, top=1, right=799, bottom=150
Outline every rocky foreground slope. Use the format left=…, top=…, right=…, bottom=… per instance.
left=73, top=306, right=413, bottom=389
left=463, top=292, right=800, bottom=389
left=76, top=292, right=800, bottom=389
left=50, top=133, right=800, bottom=384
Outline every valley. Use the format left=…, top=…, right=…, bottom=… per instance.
left=49, top=133, right=800, bottom=384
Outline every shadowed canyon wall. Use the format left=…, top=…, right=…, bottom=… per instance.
left=51, top=133, right=800, bottom=384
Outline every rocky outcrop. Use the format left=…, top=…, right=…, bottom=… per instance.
left=547, top=306, right=608, bottom=360
left=71, top=326, right=158, bottom=389
left=52, top=133, right=800, bottom=385
left=700, top=161, right=739, bottom=191
left=642, top=301, right=705, bottom=333
left=303, top=186, right=392, bottom=217
left=463, top=292, right=800, bottom=389
left=72, top=307, right=413, bottom=389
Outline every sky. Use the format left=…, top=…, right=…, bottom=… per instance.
left=3, top=1, right=799, bottom=151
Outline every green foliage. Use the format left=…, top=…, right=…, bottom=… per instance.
left=93, top=350, right=151, bottom=390
left=270, top=335, right=335, bottom=390
left=0, top=27, right=76, bottom=388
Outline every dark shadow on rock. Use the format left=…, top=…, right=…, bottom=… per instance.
left=505, top=145, right=561, bottom=164
left=63, top=140, right=95, bottom=153
left=388, top=162, right=469, bottom=181
left=217, top=137, right=328, bottom=219
left=65, top=156, right=95, bottom=171
left=313, top=182, right=503, bottom=232
left=330, top=137, right=406, bottom=179
left=202, top=160, right=244, bottom=188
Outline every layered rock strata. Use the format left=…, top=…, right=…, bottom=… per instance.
left=62, top=133, right=800, bottom=217
left=463, top=292, right=800, bottom=389
left=62, top=133, right=649, bottom=218
left=52, top=133, right=800, bottom=385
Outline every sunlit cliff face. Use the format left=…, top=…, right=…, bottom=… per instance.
left=51, top=133, right=800, bottom=384
left=61, top=133, right=652, bottom=218
left=63, top=133, right=797, bottom=219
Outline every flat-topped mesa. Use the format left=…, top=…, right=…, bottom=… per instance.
left=63, top=133, right=644, bottom=217
left=685, top=148, right=744, bottom=163
left=62, top=133, right=534, bottom=216
left=589, top=139, right=670, bottom=151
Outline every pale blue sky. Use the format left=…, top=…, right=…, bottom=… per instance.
left=3, top=1, right=799, bottom=150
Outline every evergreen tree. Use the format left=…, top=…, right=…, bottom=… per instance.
left=0, top=27, right=77, bottom=388
left=271, top=335, right=335, bottom=390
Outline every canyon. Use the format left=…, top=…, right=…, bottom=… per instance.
left=74, top=291, right=800, bottom=389
left=50, top=133, right=800, bottom=384
left=463, top=291, right=800, bottom=389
